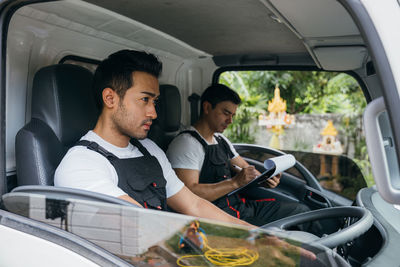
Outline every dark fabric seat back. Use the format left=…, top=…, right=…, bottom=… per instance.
left=15, top=64, right=98, bottom=185
left=148, top=84, right=182, bottom=151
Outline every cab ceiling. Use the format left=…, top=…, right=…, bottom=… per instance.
left=83, top=0, right=308, bottom=57
left=28, top=0, right=365, bottom=69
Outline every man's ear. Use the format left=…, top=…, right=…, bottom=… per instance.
left=102, top=88, right=118, bottom=108
left=203, top=101, right=212, bottom=115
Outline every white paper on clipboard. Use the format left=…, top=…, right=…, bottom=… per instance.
left=227, top=154, right=295, bottom=196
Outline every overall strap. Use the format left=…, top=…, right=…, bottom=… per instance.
left=129, top=138, right=151, bottom=157
left=180, top=130, right=234, bottom=158
left=179, top=130, right=208, bottom=148
left=75, top=140, right=118, bottom=161
left=215, top=135, right=235, bottom=158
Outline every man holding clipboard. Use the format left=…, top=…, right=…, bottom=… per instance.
left=167, top=84, right=310, bottom=226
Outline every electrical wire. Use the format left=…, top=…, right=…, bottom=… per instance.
left=177, top=230, right=259, bottom=266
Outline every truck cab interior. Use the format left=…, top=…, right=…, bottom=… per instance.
left=0, top=0, right=400, bottom=266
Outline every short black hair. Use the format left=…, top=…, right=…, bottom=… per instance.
left=200, top=84, right=242, bottom=115
left=92, top=49, right=162, bottom=109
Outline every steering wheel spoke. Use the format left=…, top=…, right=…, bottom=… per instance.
left=261, top=207, right=373, bottom=248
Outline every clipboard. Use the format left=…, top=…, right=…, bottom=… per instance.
left=227, top=154, right=296, bottom=196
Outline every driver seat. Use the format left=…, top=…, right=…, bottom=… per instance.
left=15, top=64, right=99, bottom=186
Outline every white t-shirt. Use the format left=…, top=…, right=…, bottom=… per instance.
left=54, top=131, right=184, bottom=198
left=166, top=126, right=239, bottom=171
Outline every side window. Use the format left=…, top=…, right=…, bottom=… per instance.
left=219, top=70, right=371, bottom=200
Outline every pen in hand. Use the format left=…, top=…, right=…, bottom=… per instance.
left=232, top=164, right=242, bottom=172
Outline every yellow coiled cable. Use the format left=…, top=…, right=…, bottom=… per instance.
left=177, top=232, right=259, bottom=267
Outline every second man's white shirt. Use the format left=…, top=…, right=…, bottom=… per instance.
left=166, top=126, right=239, bottom=171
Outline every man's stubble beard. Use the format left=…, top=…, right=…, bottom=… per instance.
left=112, top=102, right=149, bottom=140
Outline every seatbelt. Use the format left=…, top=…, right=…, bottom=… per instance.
left=188, top=93, right=200, bottom=125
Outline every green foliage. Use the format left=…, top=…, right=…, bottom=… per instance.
left=225, top=94, right=265, bottom=143
left=220, top=74, right=267, bottom=143
left=292, top=137, right=312, bottom=151
left=353, top=146, right=374, bottom=187
left=221, top=70, right=365, bottom=115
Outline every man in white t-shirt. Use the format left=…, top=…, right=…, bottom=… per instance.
left=54, top=50, right=250, bottom=226
left=167, top=84, right=311, bottom=226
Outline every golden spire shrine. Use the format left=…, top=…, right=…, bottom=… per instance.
left=258, top=85, right=295, bottom=149
left=268, top=86, right=287, bottom=113
left=321, top=120, right=338, bottom=136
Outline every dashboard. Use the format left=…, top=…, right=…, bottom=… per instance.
left=350, top=187, right=400, bottom=266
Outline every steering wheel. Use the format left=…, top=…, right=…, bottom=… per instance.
left=261, top=206, right=373, bottom=248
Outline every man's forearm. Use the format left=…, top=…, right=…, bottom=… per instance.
left=167, top=186, right=252, bottom=227
left=188, top=178, right=239, bottom=202
left=118, top=194, right=143, bottom=207
left=193, top=196, right=252, bottom=227
left=173, top=168, right=244, bottom=202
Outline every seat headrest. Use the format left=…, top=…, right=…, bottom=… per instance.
left=156, top=84, right=181, bottom=131
left=31, top=64, right=99, bottom=146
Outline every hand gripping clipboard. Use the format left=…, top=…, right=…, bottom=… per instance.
left=227, top=154, right=296, bottom=196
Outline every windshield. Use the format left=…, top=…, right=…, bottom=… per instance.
left=218, top=70, right=370, bottom=201
left=2, top=192, right=348, bottom=266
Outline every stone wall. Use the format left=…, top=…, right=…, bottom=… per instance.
left=255, top=114, right=363, bottom=159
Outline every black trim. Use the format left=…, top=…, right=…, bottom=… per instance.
left=366, top=61, right=375, bottom=76
left=188, top=93, right=201, bottom=125
left=340, top=0, right=400, bottom=170
left=213, top=65, right=371, bottom=104
left=59, top=55, right=101, bottom=66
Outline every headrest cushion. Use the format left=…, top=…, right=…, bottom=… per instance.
left=31, top=64, right=99, bottom=145
left=156, top=84, right=181, bottom=131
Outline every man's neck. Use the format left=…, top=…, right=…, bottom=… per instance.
left=193, top=119, right=215, bottom=143
left=93, top=115, right=130, bottom=148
